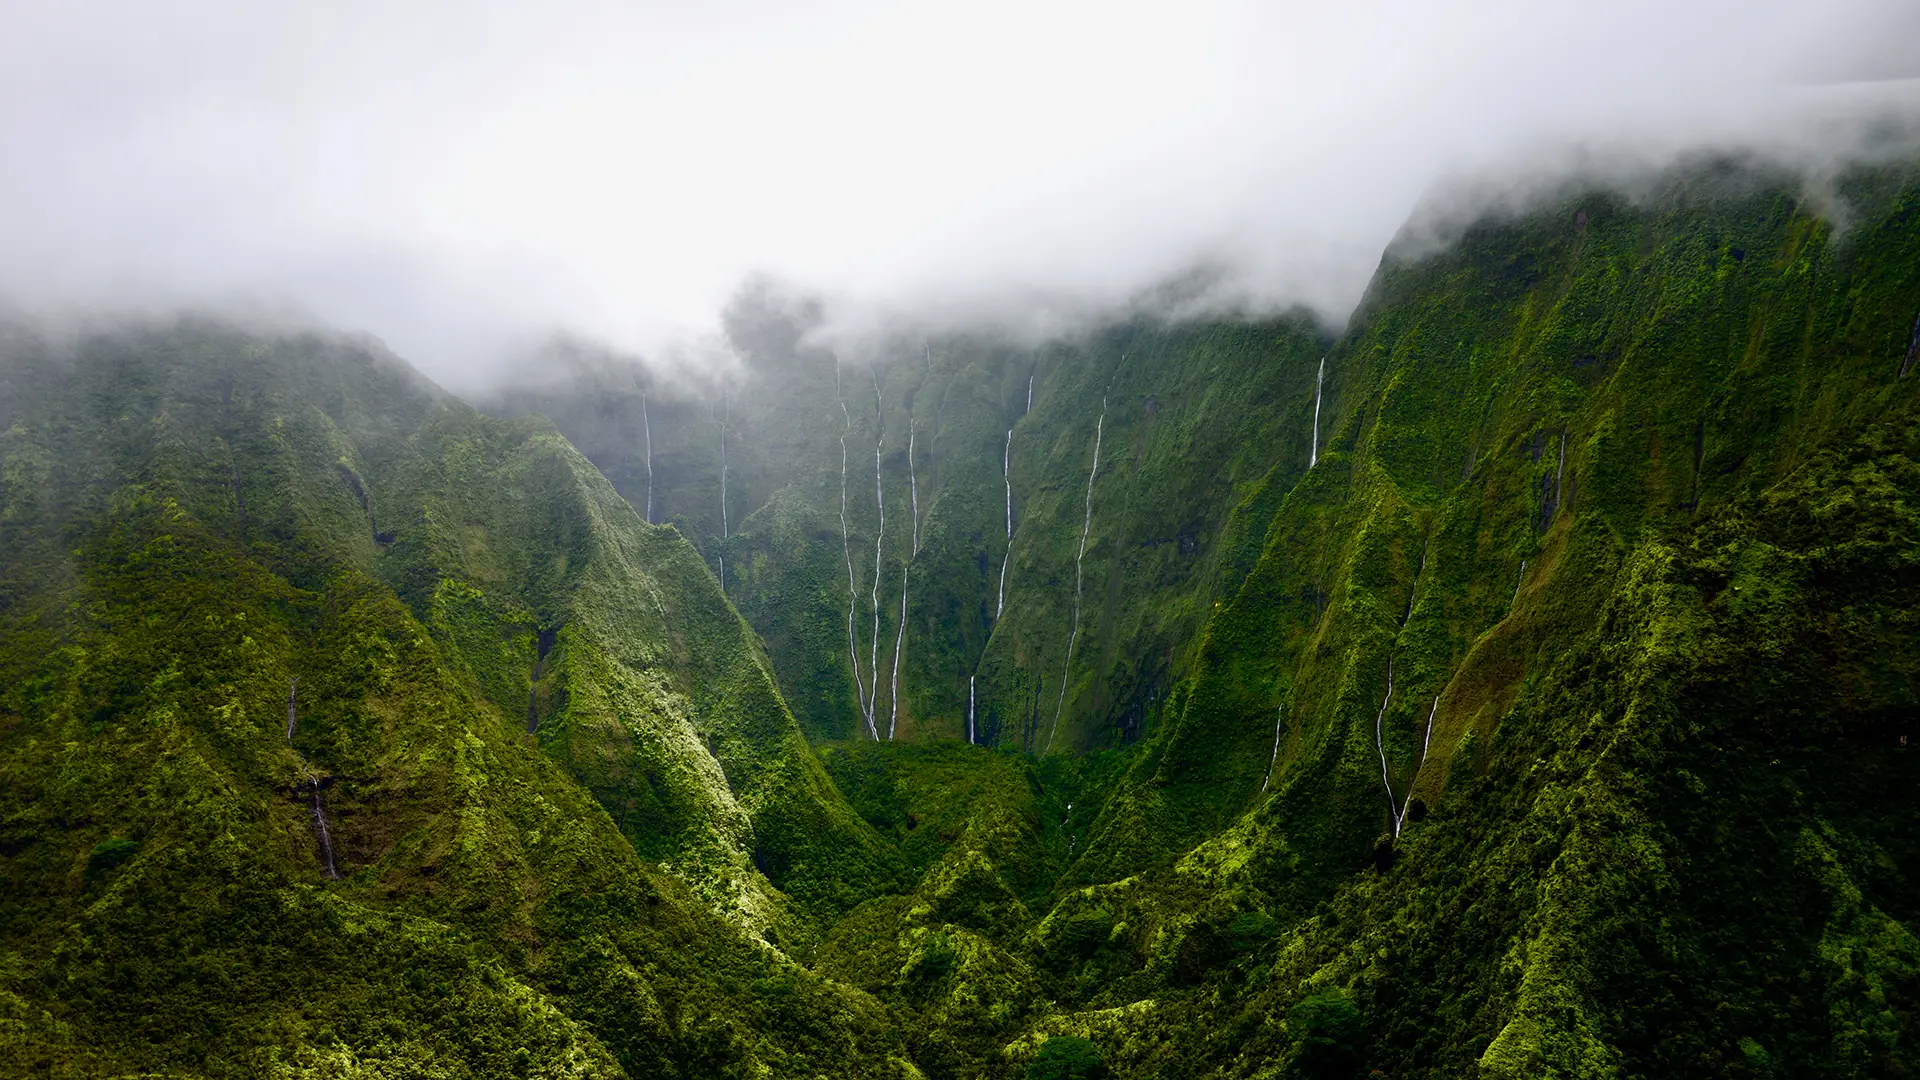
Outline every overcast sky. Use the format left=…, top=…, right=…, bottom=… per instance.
left=3, top=1, right=1917, bottom=383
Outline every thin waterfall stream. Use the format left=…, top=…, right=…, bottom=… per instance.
left=1048, top=397, right=1105, bottom=753
left=908, top=418, right=920, bottom=555
left=1261, top=705, right=1285, bottom=792
left=891, top=417, right=918, bottom=739
left=641, top=392, right=654, bottom=524
left=868, top=370, right=885, bottom=727
left=287, top=677, right=341, bottom=880
left=968, top=675, right=976, bottom=746
left=310, top=787, right=340, bottom=880
left=996, top=428, right=1013, bottom=618
left=1402, top=535, right=1430, bottom=625
left=1310, top=356, right=1325, bottom=468
left=1374, top=657, right=1403, bottom=838
left=890, top=562, right=907, bottom=739
left=836, top=363, right=877, bottom=739
left=1400, top=695, right=1440, bottom=824
left=1551, top=432, right=1567, bottom=523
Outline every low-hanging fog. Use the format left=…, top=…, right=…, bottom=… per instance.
left=2, top=0, right=1917, bottom=385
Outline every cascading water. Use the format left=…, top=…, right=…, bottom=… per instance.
left=1399, top=694, right=1441, bottom=824
left=309, top=783, right=340, bottom=880
left=642, top=392, right=654, bottom=524
left=996, top=428, right=1013, bottom=619
left=908, top=418, right=920, bottom=555
left=1048, top=398, right=1106, bottom=753
left=1402, top=535, right=1430, bottom=626
left=1512, top=559, right=1528, bottom=610
left=1552, top=432, right=1567, bottom=522
left=287, top=676, right=341, bottom=879
left=1261, top=706, right=1285, bottom=793
left=968, top=675, right=976, bottom=745
left=888, top=416, right=919, bottom=740
left=868, top=371, right=885, bottom=728
left=1374, top=656, right=1402, bottom=837
left=836, top=363, right=877, bottom=739
left=890, top=562, right=907, bottom=739
left=1310, top=356, right=1325, bottom=468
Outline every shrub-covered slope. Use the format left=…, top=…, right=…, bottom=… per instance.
left=698, top=163, right=1920, bottom=1078
left=922, top=162, right=1920, bottom=1077
left=0, top=323, right=908, bottom=1077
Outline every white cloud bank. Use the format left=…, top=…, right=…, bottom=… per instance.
left=1, top=1, right=1916, bottom=381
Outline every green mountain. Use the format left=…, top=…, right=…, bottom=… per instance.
left=3, top=158, right=1916, bottom=1078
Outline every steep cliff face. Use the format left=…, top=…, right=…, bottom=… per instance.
left=0, top=323, right=906, bottom=1077
left=501, top=160, right=1920, bottom=1077
left=488, top=309, right=1331, bottom=754
left=971, top=163, right=1920, bottom=1077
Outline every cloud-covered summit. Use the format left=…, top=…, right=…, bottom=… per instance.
left=2, top=1, right=1916, bottom=383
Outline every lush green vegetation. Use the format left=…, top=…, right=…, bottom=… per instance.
left=3, top=159, right=1916, bottom=1077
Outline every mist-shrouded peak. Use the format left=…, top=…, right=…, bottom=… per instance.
left=1, top=1, right=1917, bottom=385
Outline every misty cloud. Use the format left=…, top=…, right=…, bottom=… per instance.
left=1, top=1, right=1916, bottom=384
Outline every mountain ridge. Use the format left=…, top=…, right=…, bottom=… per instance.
left=1, top=157, right=1916, bottom=1078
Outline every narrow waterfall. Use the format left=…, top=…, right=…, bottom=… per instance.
left=1511, top=559, right=1528, bottom=610
left=288, top=676, right=341, bottom=879
left=837, top=363, right=876, bottom=739
left=908, top=418, right=920, bottom=555
left=1310, top=356, right=1325, bottom=468
left=1402, top=535, right=1429, bottom=626
left=642, top=392, right=653, bottom=523
left=890, top=414, right=917, bottom=740
left=1400, top=695, right=1440, bottom=825
left=1026, top=373, right=1034, bottom=414
left=1261, top=706, right=1285, bottom=792
left=868, top=371, right=885, bottom=727
left=309, top=782, right=341, bottom=880
left=968, top=675, right=976, bottom=745
left=1048, top=398, right=1106, bottom=753
left=1374, top=657, right=1402, bottom=837
left=890, top=562, right=907, bottom=739
left=996, top=428, right=1013, bottom=619
left=1552, top=432, right=1567, bottom=522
